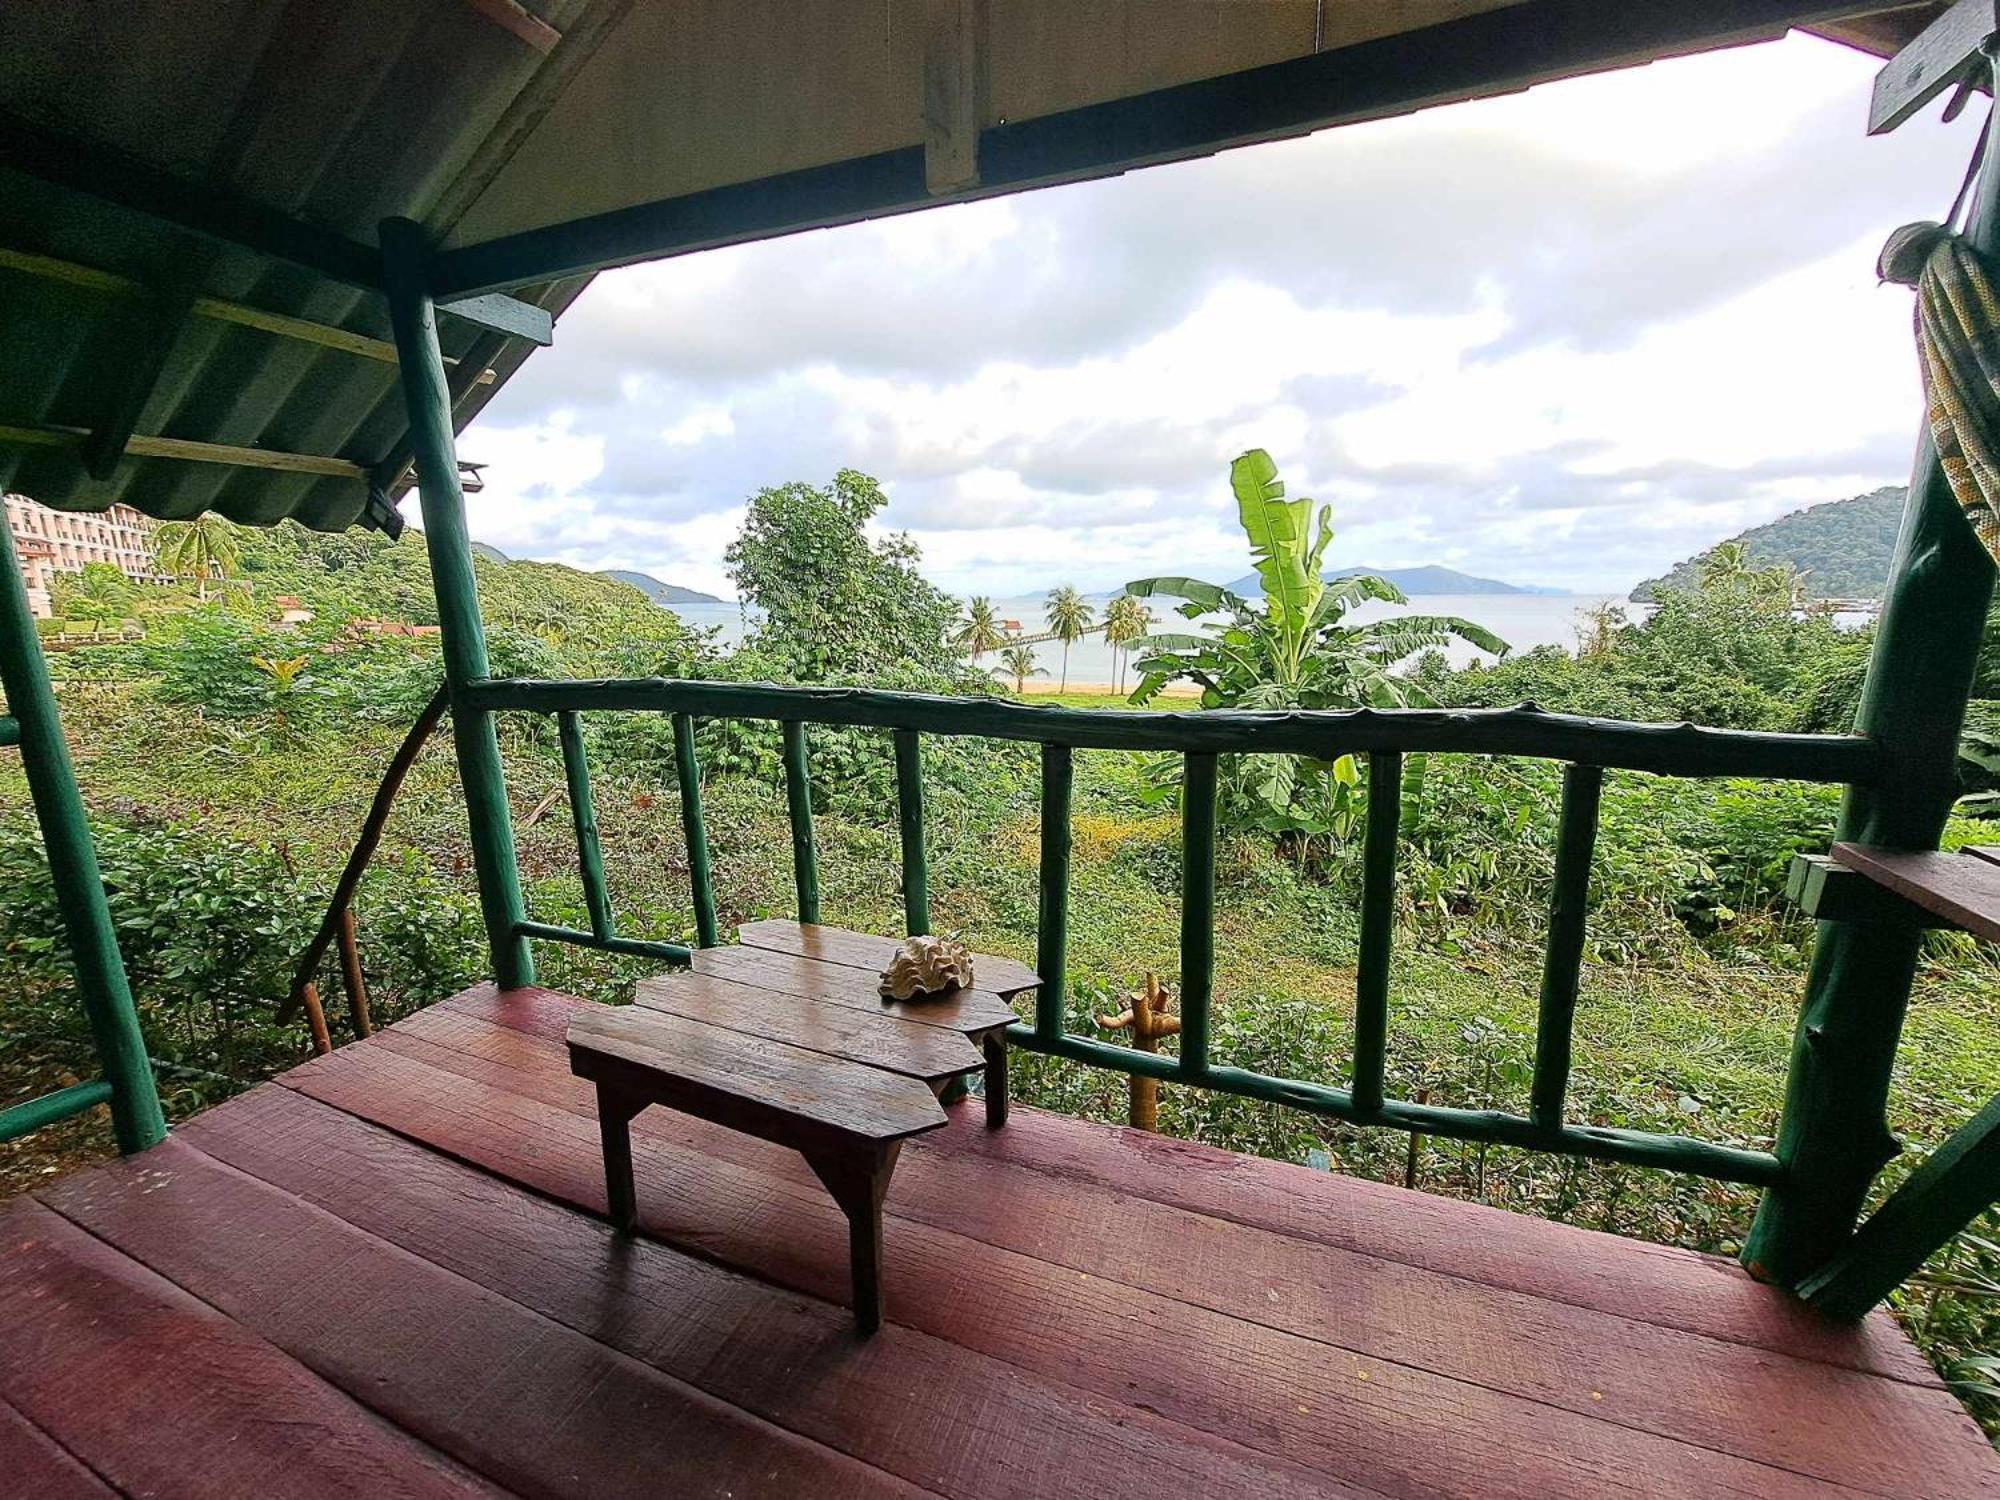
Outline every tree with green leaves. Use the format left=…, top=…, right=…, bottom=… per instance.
left=48, top=562, right=132, bottom=631
left=725, top=469, right=959, bottom=682
left=153, top=514, right=241, bottom=601
left=955, top=596, right=1006, bottom=660
left=1044, top=585, right=1095, bottom=692
left=1102, top=593, right=1151, bottom=694
left=993, top=643, right=1044, bottom=694
left=1127, top=449, right=1506, bottom=840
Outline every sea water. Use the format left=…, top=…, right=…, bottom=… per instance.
left=663, top=593, right=1649, bottom=685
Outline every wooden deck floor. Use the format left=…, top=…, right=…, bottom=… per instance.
left=3, top=983, right=1997, bottom=1498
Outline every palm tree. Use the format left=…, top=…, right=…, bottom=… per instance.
left=1102, top=594, right=1152, bottom=693
left=152, top=514, right=240, bottom=601
left=954, top=596, right=1006, bottom=660
left=993, top=643, right=1044, bottom=693
left=1044, top=585, right=1094, bottom=693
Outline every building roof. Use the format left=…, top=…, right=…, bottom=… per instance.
left=0, top=1, right=1947, bottom=534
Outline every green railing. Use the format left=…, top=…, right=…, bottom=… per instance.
left=465, top=674, right=1882, bottom=1190
left=0, top=525, right=164, bottom=1154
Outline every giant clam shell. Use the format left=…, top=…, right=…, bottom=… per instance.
left=878, top=935, right=975, bottom=1000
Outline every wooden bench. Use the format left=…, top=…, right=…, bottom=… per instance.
left=568, top=923, right=1038, bottom=1334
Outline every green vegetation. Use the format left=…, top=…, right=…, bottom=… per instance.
left=1633, top=485, right=1905, bottom=602
left=1127, top=450, right=1506, bottom=842
left=4, top=463, right=2000, bottom=1429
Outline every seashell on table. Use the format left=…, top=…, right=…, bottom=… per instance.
left=878, top=935, right=975, bottom=1000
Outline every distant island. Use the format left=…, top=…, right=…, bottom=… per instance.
left=468, top=542, right=724, bottom=606
left=1630, top=486, right=1904, bottom=602
left=1223, top=564, right=1563, bottom=597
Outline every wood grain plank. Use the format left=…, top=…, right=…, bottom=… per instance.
left=0, top=1397, right=115, bottom=1498
left=281, top=1032, right=1943, bottom=1499
left=1830, top=842, right=2000, bottom=942
left=568, top=1004, right=949, bottom=1139
left=439, top=983, right=1933, bottom=1382
left=364, top=1004, right=1996, bottom=1495
left=0, top=1198, right=495, bottom=1500
left=635, top=972, right=984, bottom=1083
left=187, top=1086, right=1374, bottom=1500
left=35, top=1140, right=922, bottom=1500
left=738, top=919, right=1042, bottom=996
left=695, top=946, right=1020, bottom=1034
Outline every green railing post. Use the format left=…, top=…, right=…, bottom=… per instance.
left=1744, top=81, right=2000, bottom=1286
left=781, top=720, right=821, bottom=924
left=557, top=711, right=614, bottom=942
left=1351, top=750, right=1400, bottom=1115
left=379, top=215, right=533, bottom=989
left=0, top=526, right=164, bottom=1153
left=673, top=711, right=719, bottom=948
left=1530, top=763, right=1603, bottom=1129
left=1178, top=752, right=1218, bottom=1078
left=893, top=728, right=929, bottom=935
left=1034, top=743, right=1073, bottom=1042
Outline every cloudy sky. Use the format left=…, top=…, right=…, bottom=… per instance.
left=459, top=33, right=1983, bottom=600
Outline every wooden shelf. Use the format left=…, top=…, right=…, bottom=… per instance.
left=1829, top=842, right=2000, bottom=943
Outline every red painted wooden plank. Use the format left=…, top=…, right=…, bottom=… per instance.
left=695, top=946, right=1020, bottom=1034
left=282, top=1035, right=1942, bottom=1499
left=737, top=919, right=1042, bottom=996
left=34, top=1139, right=923, bottom=1500
left=349, top=1010, right=1994, bottom=1494
left=634, top=971, right=984, bottom=1083
left=435, top=983, right=1934, bottom=1383
left=186, top=1086, right=1373, bottom=1500
left=0, top=1397, right=115, bottom=1498
left=938, top=1087, right=1941, bottom=1385
left=1830, top=842, right=2000, bottom=941
left=569, top=1003, right=948, bottom=1139
left=0, top=1198, right=496, bottom=1500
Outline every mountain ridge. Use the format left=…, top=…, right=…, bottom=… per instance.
left=1630, top=487, right=1905, bottom=601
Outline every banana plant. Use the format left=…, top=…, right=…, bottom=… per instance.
left=1124, top=449, right=1508, bottom=842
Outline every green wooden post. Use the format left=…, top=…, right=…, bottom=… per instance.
left=1530, top=763, right=1603, bottom=1129
left=1799, top=1091, right=2000, bottom=1320
left=1035, top=743, right=1073, bottom=1043
left=1351, top=750, right=1400, bottom=1115
left=893, top=728, right=929, bottom=935
left=379, top=216, right=533, bottom=989
left=557, top=711, right=614, bottom=942
left=673, top=711, right=719, bottom=948
left=0, top=525, right=164, bottom=1153
left=1178, top=752, right=1218, bottom=1079
left=782, top=720, right=821, bottom=924
left=1744, top=83, right=2000, bottom=1286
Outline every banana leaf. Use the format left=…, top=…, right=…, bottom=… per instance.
left=1231, top=449, right=1325, bottom=641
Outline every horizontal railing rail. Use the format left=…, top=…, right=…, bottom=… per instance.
left=466, top=674, right=1876, bottom=1191
left=465, top=677, right=1879, bottom=783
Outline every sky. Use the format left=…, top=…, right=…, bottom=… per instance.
left=457, top=32, right=1986, bottom=601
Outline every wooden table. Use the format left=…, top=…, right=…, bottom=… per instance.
left=567, top=923, right=1038, bottom=1334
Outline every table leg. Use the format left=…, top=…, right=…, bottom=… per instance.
left=983, top=1030, right=1008, bottom=1129
left=805, top=1141, right=902, bottom=1336
left=595, top=1085, right=642, bottom=1232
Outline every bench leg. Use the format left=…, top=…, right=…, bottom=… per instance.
left=804, top=1142, right=901, bottom=1336
left=983, top=1030, right=1008, bottom=1129
left=594, top=1085, right=644, bottom=1232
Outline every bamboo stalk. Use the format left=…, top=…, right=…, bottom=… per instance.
left=558, top=710, right=615, bottom=943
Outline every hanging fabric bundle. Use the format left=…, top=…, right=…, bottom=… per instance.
left=1881, top=98, right=2000, bottom=571
left=1881, top=217, right=2000, bottom=563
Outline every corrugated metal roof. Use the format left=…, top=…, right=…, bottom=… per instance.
left=0, top=1, right=1944, bottom=533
